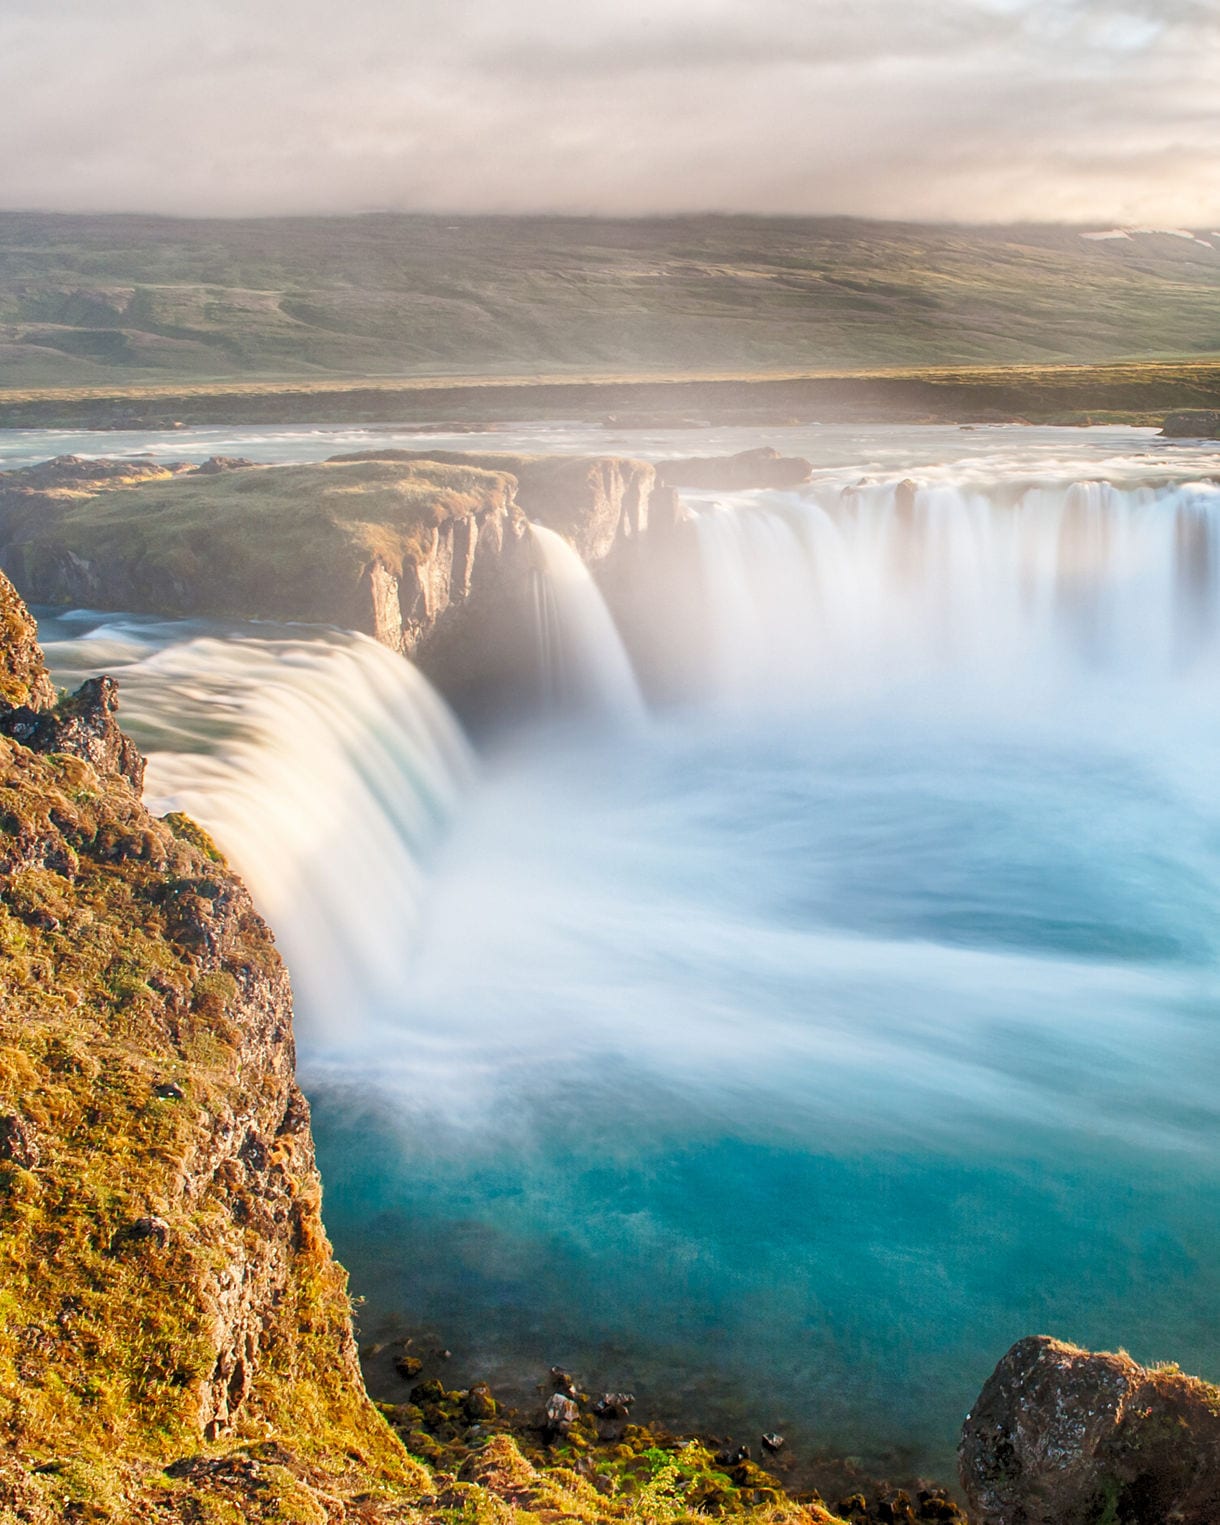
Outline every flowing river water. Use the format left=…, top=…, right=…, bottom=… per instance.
left=11, top=421, right=1220, bottom=1487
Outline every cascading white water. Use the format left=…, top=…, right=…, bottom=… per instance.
left=40, top=623, right=474, bottom=1047
left=684, top=478, right=1220, bottom=705
left=528, top=522, right=646, bottom=722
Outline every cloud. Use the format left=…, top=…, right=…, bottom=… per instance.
left=2, top=0, right=1219, bottom=222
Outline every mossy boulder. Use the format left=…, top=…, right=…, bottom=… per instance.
left=960, top=1335, right=1220, bottom=1524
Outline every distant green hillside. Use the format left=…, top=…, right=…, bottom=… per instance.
left=2, top=213, right=1220, bottom=387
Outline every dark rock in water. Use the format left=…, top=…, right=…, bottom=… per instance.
left=548, top=1365, right=577, bottom=1395
left=592, top=1391, right=635, bottom=1440
left=836, top=1488, right=968, bottom=1524
left=760, top=1432, right=785, bottom=1452
left=656, top=446, right=813, bottom=491
left=463, top=1381, right=496, bottom=1421
left=715, top=1442, right=751, bottom=1466
left=394, top=1352, right=424, bottom=1380
left=543, top=1392, right=578, bottom=1437
left=1162, top=409, right=1220, bottom=438
left=0, top=1114, right=39, bottom=1169
left=895, top=478, right=919, bottom=518
left=960, top=1335, right=1220, bottom=1524
left=916, top=1487, right=967, bottom=1521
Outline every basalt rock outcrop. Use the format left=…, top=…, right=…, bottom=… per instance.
left=0, top=567, right=423, bottom=1519
left=959, top=1335, right=1220, bottom=1525
left=326, top=448, right=684, bottom=563
left=656, top=446, right=813, bottom=491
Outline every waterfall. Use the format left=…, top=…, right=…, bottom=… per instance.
left=528, top=523, right=646, bottom=722
left=32, top=452, right=1220, bottom=1480
left=74, top=630, right=475, bottom=1046
left=682, top=478, right=1220, bottom=707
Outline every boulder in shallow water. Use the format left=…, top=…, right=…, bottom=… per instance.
left=959, top=1335, right=1220, bottom=1524
left=463, top=1381, right=497, bottom=1421
left=542, top=1392, right=578, bottom=1437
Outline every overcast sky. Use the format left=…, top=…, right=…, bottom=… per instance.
left=3, top=0, right=1218, bottom=223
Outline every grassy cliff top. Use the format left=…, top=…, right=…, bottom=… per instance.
left=34, top=456, right=514, bottom=573
left=0, top=457, right=518, bottom=625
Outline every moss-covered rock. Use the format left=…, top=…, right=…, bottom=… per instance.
left=0, top=567, right=55, bottom=711
left=960, top=1336, right=1220, bottom=1524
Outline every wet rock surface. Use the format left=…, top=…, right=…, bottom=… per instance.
left=960, top=1335, right=1220, bottom=1525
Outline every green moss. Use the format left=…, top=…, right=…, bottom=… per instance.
left=162, top=812, right=227, bottom=865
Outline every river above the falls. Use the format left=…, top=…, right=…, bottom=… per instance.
left=27, top=423, right=1220, bottom=1491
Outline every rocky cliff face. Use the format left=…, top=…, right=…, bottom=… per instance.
left=960, top=1336, right=1220, bottom=1525
left=0, top=568, right=423, bottom=1521
left=0, top=454, right=522, bottom=654
left=324, top=448, right=686, bottom=716
left=328, top=449, right=682, bottom=563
